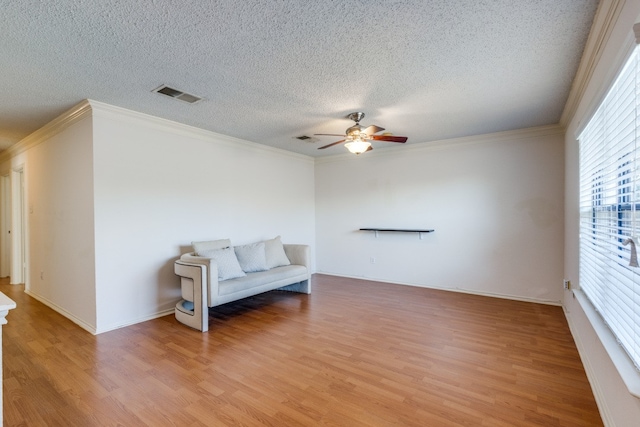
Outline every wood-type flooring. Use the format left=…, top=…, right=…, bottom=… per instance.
left=1, top=275, right=602, bottom=426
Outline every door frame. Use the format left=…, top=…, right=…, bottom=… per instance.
left=10, top=168, right=25, bottom=285
left=0, top=174, right=10, bottom=278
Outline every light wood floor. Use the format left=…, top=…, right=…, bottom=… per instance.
left=1, top=275, right=602, bottom=426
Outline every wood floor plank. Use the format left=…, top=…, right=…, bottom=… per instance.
left=1, top=275, right=603, bottom=426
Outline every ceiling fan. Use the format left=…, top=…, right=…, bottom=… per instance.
left=315, top=112, right=408, bottom=154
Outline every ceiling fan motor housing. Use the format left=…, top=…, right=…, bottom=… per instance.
left=346, top=124, right=366, bottom=139
left=347, top=112, right=365, bottom=123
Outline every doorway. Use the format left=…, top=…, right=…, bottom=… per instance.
left=10, top=168, right=25, bottom=285
left=0, top=175, right=9, bottom=278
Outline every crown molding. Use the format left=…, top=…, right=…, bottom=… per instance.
left=0, top=100, right=92, bottom=164
left=0, top=98, right=564, bottom=167
left=315, top=124, right=564, bottom=164
left=560, top=0, right=626, bottom=127
left=88, top=100, right=314, bottom=163
left=0, top=99, right=314, bottom=165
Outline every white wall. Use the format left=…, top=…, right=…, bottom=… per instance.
left=0, top=100, right=315, bottom=334
left=17, top=114, right=97, bottom=330
left=315, top=128, right=565, bottom=304
left=91, top=103, right=315, bottom=333
left=564, top=1, right=640, bottom=425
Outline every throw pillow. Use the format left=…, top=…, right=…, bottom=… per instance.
left=234, top=242, right=268, bottom=273
left=198, top=247, right=246, bottom=281
left=192, top=238, right=231, bottom=256
left=264, top=236, right=291, bottom=269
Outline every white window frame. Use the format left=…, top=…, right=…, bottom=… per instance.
left=578, top=43, right=640, bottom=397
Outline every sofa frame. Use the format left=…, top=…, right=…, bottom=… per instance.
left=174, top=244, right=311, bottom=332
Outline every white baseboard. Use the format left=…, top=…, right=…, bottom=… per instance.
left=24, top=289, right=176, bottom=335
left=564, top=289, right=640, bottom=426
left=563, top=302, right=612, bottom=426
left=24, top=289, right=97, bottom=334
left=314, top=272, right=562, bottom=306
left=94, top=308, right=176, bottom=335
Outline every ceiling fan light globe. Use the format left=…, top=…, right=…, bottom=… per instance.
left=345, top=140, right=371, bottom=155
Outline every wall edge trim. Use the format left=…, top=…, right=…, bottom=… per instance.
left=0, top=99, right=316, bottom=164
left=88, top=100, right=314, bottom=163
left=560, top=0, right=626, bottom=127
left=563, top=301, right=613, bottom=425
left=315, top=123, right=565, bottom=164
left=313, top=272, right=562, bottom=306
left=94, top=308, right=176, bottom=335
left=24, top=289, right=97, bottom=335
left=0, top=100, right=92, bottom=164
left=568, top=289, right=640, bottom=395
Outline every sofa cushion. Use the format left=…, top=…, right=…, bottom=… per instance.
left=192, top=238, right=231, bottom=255
left=234, top=242, right=268, bottom=273
left=264, top=236, right=291, bottom=269
left=218, top=265, right=307, bottom=296
left=198, top=247, right=246, bottom=281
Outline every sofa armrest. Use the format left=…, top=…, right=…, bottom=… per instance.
left=179, top=253, right=220, bottom=307
left=283, top=244, right=310, bottom=275
left=174, top=261, right=208, bottom=332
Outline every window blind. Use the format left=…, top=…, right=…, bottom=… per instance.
left=579, top=45, right=640, bottom=369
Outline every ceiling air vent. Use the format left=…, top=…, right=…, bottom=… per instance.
left=152, top=84, right=203, bottom=104
left=294, top=135, right=319, bottom=143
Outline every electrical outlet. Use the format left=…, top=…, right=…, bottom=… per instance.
left=370, top=257, right=376, bottom=264
left=563, top=279, right=571, bottom=290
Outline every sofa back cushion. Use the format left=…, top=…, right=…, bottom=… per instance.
left=198, top=247, right=246, bottom=281
left=264, top=236, right=291, bottom=269
left=192, top=238, right=231, bottom=256
left=234, top=242, right=268, bottom=273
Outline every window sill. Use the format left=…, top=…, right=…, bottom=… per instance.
left=574, top=289, right=640, bottom=398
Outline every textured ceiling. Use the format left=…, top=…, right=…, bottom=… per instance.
left=0, top=0, right=598, bottom=157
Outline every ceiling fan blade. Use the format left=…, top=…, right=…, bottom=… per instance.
left=371, top=135, right=408, bottom=143
left=314, top=133, right=346, bottom=137
left=318, top=140, right=346, bottom=150
left=365, top=145, right=373, bottom=152
left=363, top=125, right=385, bottom=135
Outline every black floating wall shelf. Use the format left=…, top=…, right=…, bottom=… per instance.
left=359, top=228, right=435, bottom=239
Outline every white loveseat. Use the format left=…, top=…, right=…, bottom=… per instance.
left=174, top=237, right=310, bottom=332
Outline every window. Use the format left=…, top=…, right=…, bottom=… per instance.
left=579, top=45, right=640, bottom=369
